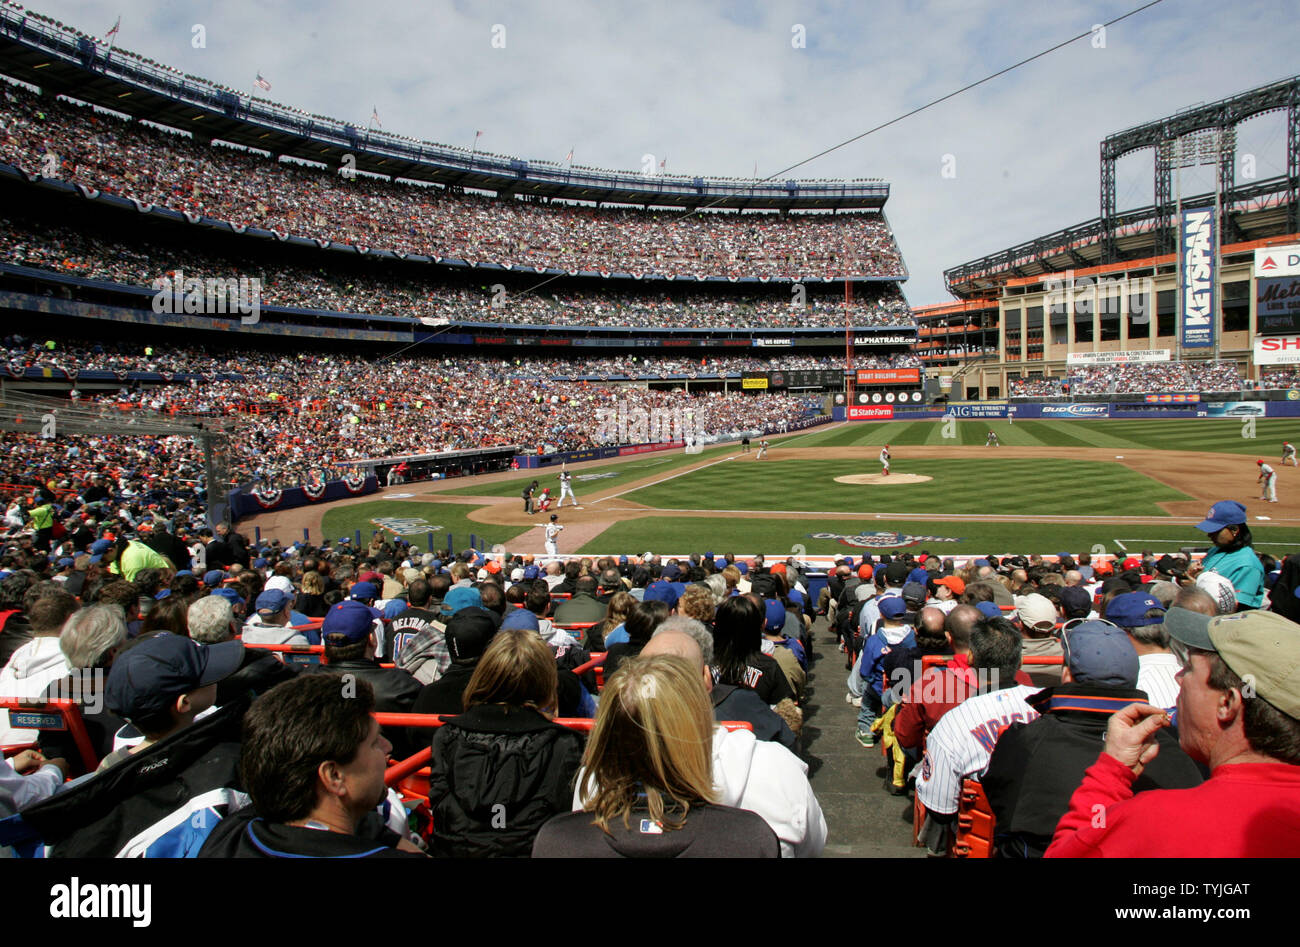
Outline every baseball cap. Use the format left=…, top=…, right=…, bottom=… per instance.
left=931, top=575, right=965, bottom=597
left=1059, top=585, right=1093, bottom=618
left=1060, top=620, right=1140, bottom=688
left=975, top=601, right=1002, bottom=620
left=764, top=599, right=787, bottom=634
left=265, top=575, right=295, bottom=596
left=1105, top=592, right=1166, bottom=628
left=446, top=608, right=498, bottom=664
left=522, top=565, right=540, bottom=581
left=643, top=581, right=679, bottom=606
left=441, top=586, right=483, bottom=615
left=1195, top=572, right=1238, bottom=614
left=210, top=587, right=242, bottom=606
left=321, top=599, right=382, bottom=643
left=501, top=607, right=541, bottom=633
left=510, top=567, right=525, bottom=582
left=90, top=539, right=113, bottom=556
left=254, top=589, right=291, bottom=615
left=1257, top=459, right=1265, bottom=466
left=879, top=597, right=908, bottom=620
left=901, top=581, right=928, bottom=605
left=857, top=564, right=874, bottom=580
left=1121, top=556, right=1141, bottom=573
left=885, top=561, right=910, bottom=585
left=349, top=581, right=379, bottom=602
left=907, top=567, right=929, bottom=587
left=1196, top=501, right=1247, bottom=533
left=1155, top=554, right=1186, bottom=576
left=1014, top=593, right=1057, bottom=631
left=661, top=563, right=680, bottom=581
left=1166, top=608, right=1300, bottom=719
left=358, top=571, right=384, bottom=586
left=854, top=583, right=877, bottom=601
left=106, top=632, right=243, bottom=722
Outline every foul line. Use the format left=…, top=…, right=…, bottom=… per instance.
left=591, top=455, right=736, bottom=503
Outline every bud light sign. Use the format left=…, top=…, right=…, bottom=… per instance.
left=1180, top=209, right=1215, bottom=349
left=1040, top=403, right=1110, bottom=417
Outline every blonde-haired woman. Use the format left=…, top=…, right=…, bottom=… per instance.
left=532, top=654, right=778, bottom=857
left=427, top=627, right=584, bottom=857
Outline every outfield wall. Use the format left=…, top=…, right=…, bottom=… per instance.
left=834, top=401, right=1300, bottom=421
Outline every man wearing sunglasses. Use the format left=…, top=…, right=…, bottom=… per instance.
left=1046, top=607, right=1300, bottom=857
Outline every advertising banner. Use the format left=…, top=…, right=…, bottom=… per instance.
left=1066, top=350, right=1170, bottom=366
left=741, top=376, right=769, bottom=389
left=942, top=403, right=1008, bottom=418
left=856, top=368, right=920, bottom=385
left=1254, top=335, right=1300, bottom=365
left=1254, top=278, right=1300, bottom=336
left=1143, top=393, right=1200, bottom=402
left=847, top=405, right=894, bottom=420
left=1254, top=244, right=1300, bottom=278
left=1204, top=401, right=1266, bottom=418
left=618, top=441, right=685, bottom=456
left=1039, top=403, right=1111, bottom=418
left=1179, top=209, right=1215, bottom=349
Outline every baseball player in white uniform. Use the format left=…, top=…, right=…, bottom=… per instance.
left=756, top=439, right=769, bottom=460
left=1257, top=459, right=1278, bottom=502
left=557, top=467, right=579, bottom=507
left=1284, top=442, right=1297, bottom=466
left=914, top=680, right=1041, bottom=849
left=879, top=444, right=891, bottom=476
left=986, top=430, right=999, bottom=447
left=544, top=514, right=564, bottom=556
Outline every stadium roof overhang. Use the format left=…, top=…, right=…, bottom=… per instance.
left=0, top=27, right=888, bottom=212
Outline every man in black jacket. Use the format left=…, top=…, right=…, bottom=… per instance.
left=315, top=600, right=421, bottom=756
left=982, top=619, right=1203, bottom=857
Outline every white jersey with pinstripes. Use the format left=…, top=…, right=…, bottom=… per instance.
left=914, top=683, right=1041, bottom=815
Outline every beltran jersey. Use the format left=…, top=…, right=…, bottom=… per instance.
left=545, top=524, right=563, bottom=543
left=914, top=683, right=1041, bottom=815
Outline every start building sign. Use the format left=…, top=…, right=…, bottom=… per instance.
left=1180, top=209, right=1215, bottom=350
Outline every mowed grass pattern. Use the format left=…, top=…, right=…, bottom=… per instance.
left=620, top=458, right=1190, bottom=516
left=799, top=417, right=1300, bottom=454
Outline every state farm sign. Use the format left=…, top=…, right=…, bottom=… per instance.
left=848, top=405, right=894, bottom=420
left=1255, top=336, right=1300, bottom=365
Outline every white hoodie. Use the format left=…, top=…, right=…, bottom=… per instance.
left=570, top=724, right=828, bottom=858
left=0, top=637, right=70, bottom=745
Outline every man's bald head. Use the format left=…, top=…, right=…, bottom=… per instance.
left=1172, top=587, right=1218, bottom=617
left=945, top=604, right=980, bottom=652
left=642, top=629, right=703, bottom=668
left=918, top=606, right=946, bottom=637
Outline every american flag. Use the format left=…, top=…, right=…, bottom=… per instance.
left=254, top=73, right=271, bottom=92
left=371, top=106, right=382, bottom=128
left=475, top=130, right=483, bottom=139
left=105, top=16, right=120, bottom=40
left=564, top=148, right=574, bottom=163
left=659, top=156, right=667, bottom=170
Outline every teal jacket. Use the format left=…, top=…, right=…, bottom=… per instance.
left=1202, top=546, right=1265, bottom=609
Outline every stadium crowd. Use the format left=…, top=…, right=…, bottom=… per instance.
left=0, top=86, right=905, bottom=281
left=1064, top=360, right=1244, bottom=395
left=0, top=512, right=1296, bottom=858
left=0, top=215, right=913, bottom=330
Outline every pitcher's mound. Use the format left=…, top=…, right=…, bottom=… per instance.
left=834, top=473, right=933, bottom=486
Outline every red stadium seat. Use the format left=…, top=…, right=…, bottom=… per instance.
left=239, top=641, right=326, bottom=667
left=552, top=621, right=598, bottom=647
left=953, top=779, right=996, bottom=858
left=0, top=698, right=98, bottom=775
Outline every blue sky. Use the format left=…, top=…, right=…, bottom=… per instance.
left=15, top=0, right=1300, bottom=304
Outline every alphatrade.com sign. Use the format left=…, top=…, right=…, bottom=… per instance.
left=1039, top=403, right=1111, bottom=417
left=807, top=530, right=963, bottom=549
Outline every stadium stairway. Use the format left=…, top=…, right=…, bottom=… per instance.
left=803, top=616, right=925, bottom=858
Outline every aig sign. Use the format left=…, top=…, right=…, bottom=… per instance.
left=1180, top=210, right=1215, bottom=349
left=1255, top=335, right=1300, bottom=365
left=1255, top=244, right=1300, bottom=278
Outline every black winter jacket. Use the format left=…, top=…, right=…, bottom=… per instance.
left=428, top=703, right=584, bottom=858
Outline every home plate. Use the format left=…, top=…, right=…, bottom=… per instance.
left=834, top=474, right=933, bottom=485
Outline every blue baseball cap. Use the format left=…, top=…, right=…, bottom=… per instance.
left=522, top=565, right=540, bottom=580
left=764, top=599, right=787, bottom=633
left=90, top=539, right=113, bottom=555
left=907, top=567, right=930, bottom=587
left=255, top=589, right=291, bottom=614
left=879, top=597, right=908, bottom=620
left=203, top=569, right=226, bottom=587
left=106, top=632, right=243, bottom=721
left=349, top=581, right=379, bottom=601
left=715, top=557, right=727, bottom=570
left=975, top=601, right=1002, bottom=619
left=1061, top=620, right=1140, bottom=688
left=1105, top=592, right=1166, bottom=628
left=501, top=608, right=541, bottom=632
left=643, top=581, right=679, bottom=606
left=442, top=586, right=482, bottom=615
left=1196, top=500, right=1247, bottom=533
left=210, top=587, right=242, bottom=606
left=321, top=599, right=382, bottom=643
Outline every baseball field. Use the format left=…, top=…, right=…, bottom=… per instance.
left=245, top=418, right=1300, bottom=559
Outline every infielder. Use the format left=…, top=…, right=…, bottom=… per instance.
left=1284, top=441, right=1297, bottom=466
left=756, top=439, right=769, bottom=460
left=986, top=430, right=1000, bottom=447
left=879, top=444, right=891, bottom=476
left=558, top=467, right=579, bottom=507
left=544, top=514, right=564, bottom=556
left=1257, top=459, right=1278, bottom=503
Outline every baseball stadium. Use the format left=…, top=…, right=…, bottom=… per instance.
left=0, top=0, right=1295, bottom=886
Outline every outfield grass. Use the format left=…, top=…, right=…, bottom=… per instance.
left=798, top=417, right=1300, bottom=454
left=618, top=457, right=1190, bottom=516
left=577, top=517, right=1300, bottom=557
